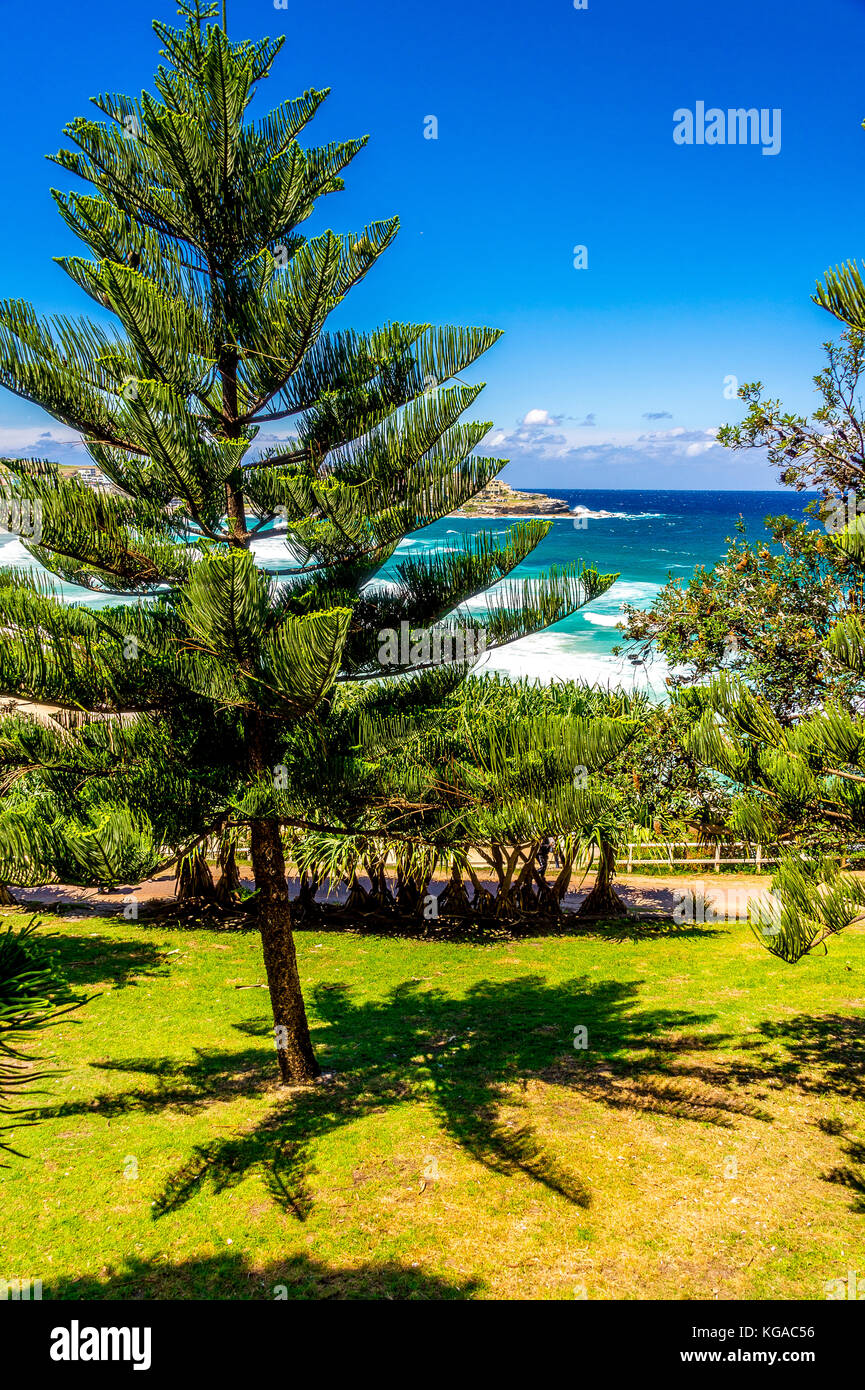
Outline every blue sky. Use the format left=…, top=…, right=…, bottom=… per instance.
left=2, top=0, right=864, bottom=488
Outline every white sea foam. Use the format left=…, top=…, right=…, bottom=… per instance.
left=569, top=508, right=667, bottom=521
left=249, top=533, right=301, bottom=568
left=453, top=591, right=498, bottom=615
left=0, top=535, right=37, bottom=566
left=595, top=579, right=662, bottom=606
left=473, top=630, right=671, bottom=694
left=362, top=577, right=401, bottom=597
left=582, top=612, right=626, bottom=628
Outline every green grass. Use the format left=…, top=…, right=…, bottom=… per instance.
left=1, top=908, right=864, bottom=1300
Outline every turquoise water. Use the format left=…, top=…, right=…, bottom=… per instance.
left=0, top=487, right=816, bottom=693
left=371, top=488, right=817, bottom=691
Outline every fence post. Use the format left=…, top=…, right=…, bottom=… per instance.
left=756, top=843, right=762, bottom=871
left=627, top=842, right=633, bottom=873
left=714, top=843, right=721, bottom=873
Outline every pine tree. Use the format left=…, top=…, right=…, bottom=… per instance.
left=676, top=223, right=865, bottom=963
left=0, top=4, right=615, bottom=1081
left=291, top=677, right=644, bottom=925
left=679, top=589, right=865, bottom=962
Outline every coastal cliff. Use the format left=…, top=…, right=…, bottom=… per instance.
left=452, top=479, right=571, bottom=516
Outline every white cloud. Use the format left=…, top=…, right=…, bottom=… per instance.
left=0, top=425, right=83, bottom=452
left=483, top=416, right=758, bottom=486
left=0, top=423, right=300, bottom=468
left=520, top=408, right=561, bottom=428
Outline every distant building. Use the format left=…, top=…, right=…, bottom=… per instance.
left=72, top=465, right=109, bottom=489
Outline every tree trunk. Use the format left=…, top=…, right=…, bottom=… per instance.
left=530, top=865, right=559, bottom=916
left=296, top=869, right=321, bottom=916
left=345, top=872, right=370, bottom=913
left=437, top=865, right=472, bottom=917
left=220, top=346, right=249, bottom=546
left=577, top=840, right=628, bottom=919
left=214, top=842, right=243, bottom=906
left=250, top=817, right=320, bottom=1085
left=364, top=859, right=394, bottom=912
left=465, top=862, right=495, bottom=915
left=225, top=480, right=247, bottom=542
left=0, top=881, right=16, bottom=905
left=395, top=868, right=425, bottom=916
left=175, top=846, right=218, bottom=902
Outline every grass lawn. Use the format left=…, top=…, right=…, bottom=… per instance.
left=1, top=906, right=863, bottom=1301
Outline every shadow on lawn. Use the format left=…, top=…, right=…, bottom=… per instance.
left=39, top=931, right=168, bottom=991
left=748, top=1013, right=865, bottom=1101
left=749, top=1013, right=865, bottom=1215
left=30, top=921, right=865, bottom=1220
left=120, top=900, right=724, bottom=944
left=820, top=1131, right=865, bottom=1214
left=304, top=909, right=726, bottom=946
left=37, top=973, right=779, bottom=1220
left=825, top=1150, right=865, bottom=1212
left=45, top=1251, right=478, bottom=1301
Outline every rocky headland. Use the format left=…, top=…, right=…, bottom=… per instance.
left=452, top=479, right=571, bottom=516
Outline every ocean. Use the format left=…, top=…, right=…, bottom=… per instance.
left=375, top=488, right=819, bottom=693
left=0, top=487, right=817, bottom=695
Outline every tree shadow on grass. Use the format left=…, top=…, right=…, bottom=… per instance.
left=822, top=1139, right=865, bottom=1214
left=33, top=1046, right=273, bottom=1124
left=746, top=1013, right=865, bottom=1215
left=833, top=1164, right=865, bottom=1213
left=32, top=953, right=865, bottom=1222
left=746, top=1013, right=865, bottom=1101
left=283, top=909, right=725, bottom=947
left=537, top=918, right=725, bottom=944
left=45, top=1251, right=479, bottom=1301
left=44, top=973, right=780, bottom=1222
left=36, top=930, right=168, bottom=991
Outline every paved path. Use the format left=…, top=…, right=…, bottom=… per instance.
left=6, top=869, right=781, bottom=920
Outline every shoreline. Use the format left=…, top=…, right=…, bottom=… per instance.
left=445, top=509, right=577, bottom=521
left=450, top=479, right=571, bottom=518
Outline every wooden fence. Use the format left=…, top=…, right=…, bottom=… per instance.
left=616, top=842, right=780, bottom=873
